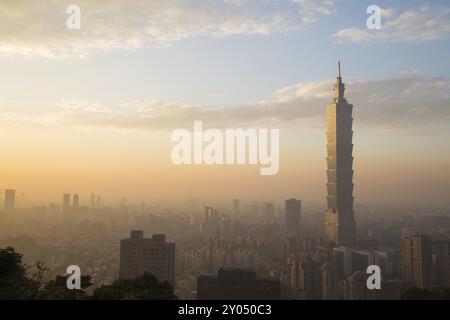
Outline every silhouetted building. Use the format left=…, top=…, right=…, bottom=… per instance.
left=343, top=271, right=367, bottom=300
left=232, top=199, right=239, bottom=216
left=119, top=231, right=175, bottom=287
left=220, top=215, right=232, bottom=241
left=263, top=202, right=275, bottom=224
left=205, top=206, right=218, bottom=221
left=321, top=262, right=340, bottom=300
left=333, top=247, right=392, bottom=278
left=333, top=246, right=352, bottom=277
left=282, top=238, right=298, bottom=268
left=4, top=189, right=15, bottom=212
left=90, top=193, right=95, bottom=207
left=373, top=247, right=400, bottom=275
left=434, top=239, right=450, bottom=287
left=96, top=195, right=101, bottom=207
left=325, top=62, right=356, bottom=246
left=203, top=206, right=219, bottom=237
left=351, top=249, right=371, bottom=273
left=285, top=199, right=301, bottom=238
left=184, top=249, right=204, bottom=274
left=73, top=194, right=79, bottom=208
left=62, top=193, right=70, bottom=213
left=290, top=257, right=321, bottom=300
left=403, top=234, right=432, bottom=289
left=48, top=203, right=60, bottom=215
left=197, top=268, right=281, bottom=300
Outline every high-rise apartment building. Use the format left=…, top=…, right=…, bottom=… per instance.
left=321, top=262, right=339, bottom=300
left=220, top=215, right=232, bottom=241
left=73, top=194, right=79, bottom=208
left=96, top=195, right=101, bottom=207
left=62, top=193, right=70, bottom=213
left=292, top=257, right=321, bottom=300
left=119, top=231, right=175, bottom=287
left=232, top=199, right=239, bottom=216
left=343, top=271, right=368, bottom=300
left=402, top=234, right=432, bottom=289
left=90, top=193, right=96, bottom=207
left=434, top=239, right=450, bottom=287
left=262, top=202, right=275, bottom=224
left=325, top=62, right=356, bottom=246
left=285, top=198, right=301, bottom=238
left=4, top=189, right=15, bottom=212
left=203, top=206, right=219, bottom=237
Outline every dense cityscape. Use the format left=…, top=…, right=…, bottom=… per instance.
left=1, top=69, right=449, bottom=300
left=2, top=192, right=450, bottom=300
left=1, top=1, right=450, bottom=309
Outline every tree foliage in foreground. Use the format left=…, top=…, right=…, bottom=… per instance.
left=38, top=274, right=93, bottom=300
left=92, top=273, right=177, bottom=300
left=0, top=247, right=176, bottom=300
left=0, top=247, right=41, bottom=299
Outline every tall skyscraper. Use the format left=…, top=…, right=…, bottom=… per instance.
left=73, top=194, right=79, bottom=208
left=434, top=239, right=450, bottom=287
left=232, top=199, right=239, bottom=216
left=285, top=198, right=301, bottom=238
left=262, top=202, right=275, bottom=224
left=403, top=234, right=432, bottom=289
left=203, top=206, right=219, bottom=237
left=90, top=193, right=96, bottom=207
left=220, top=215, right=232, bottom=241
left=325, top=62, right=356, bottom=246
left=62, top=193, right=70, bottom=214
left=4, top=189, right=15, bottom=212
left=119, top=231, right=175, bottom=287
left=96, top=195, right=101, bottom=207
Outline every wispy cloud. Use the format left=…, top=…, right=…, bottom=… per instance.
left=0, top=0, right=337, bottom=58
left=333, top=5, right=450, bottom=43
left=289, top=0, right=338, bottom=23
left=5, top=74, right=446, bottom=132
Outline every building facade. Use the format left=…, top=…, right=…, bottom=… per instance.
left=4, top=189, right=15, bottom=212
left=285, top=198, right=301, bottom=238
left=197, top=268, right=281, bottom=300
left=402, top=234, right=432, bottom=289
left=119, top=230, right=175, bottom=287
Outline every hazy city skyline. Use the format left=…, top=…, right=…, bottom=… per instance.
left=1, top=0, right=450, bottom=305
left=1, top=1, right=450, bottom=206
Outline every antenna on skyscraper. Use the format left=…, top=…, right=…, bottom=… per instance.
left=338, top=61, right=341, bottom=78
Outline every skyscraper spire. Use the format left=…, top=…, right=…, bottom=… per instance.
left=338, top=61, right=341, bottom=78
left=333, top=61, right=345, bottom=103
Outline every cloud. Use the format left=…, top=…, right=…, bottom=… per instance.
left=54, top=99, right=111, bottom=113
left=0, top=0, right=336, bottom=58
left=333, top=5, right=450, bottom=43
left=45, top=74, right=450, bottom=132
left=224, top=0, right=247, bottom=6
left=289, top=0, right=338, bottom=23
